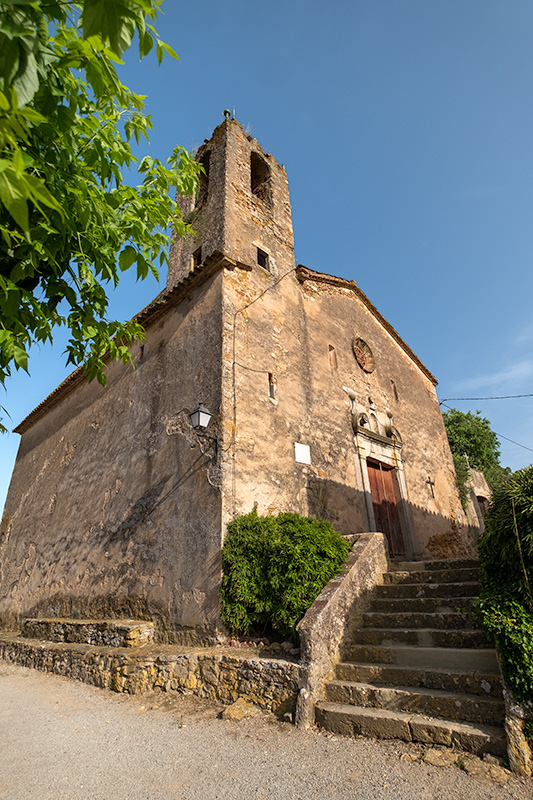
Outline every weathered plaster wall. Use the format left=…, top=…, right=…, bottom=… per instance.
left=220, top=262, right=470, bottom=558
left=297, top=272, right=469, bottom=557
left=464, top=468, right=491, bottom=533
left=0, top=273, right=225, bottom=641
left=221, top=267, right=321, bottom=531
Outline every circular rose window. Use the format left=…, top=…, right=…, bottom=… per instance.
left=352, top=338, right=375, bottom=373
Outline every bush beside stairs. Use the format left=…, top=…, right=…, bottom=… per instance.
left=315, top=558, right=507, bottom=756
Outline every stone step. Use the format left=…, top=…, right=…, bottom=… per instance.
left=21, top=618, right=155, bottom=648
left=376, top=581, right=480, bottom=599
left=362, top=610, right=478, bottom=630
left=350, top=627, right=489, bottom=648
left=314, top=702, right=507, bottom=756
left=335, top=662, right=503, bottom=698
left=370, top=596, right=477, bottom=613
left=343, top=644, right=499, bottom=672
left=324, top=681, right=505, bottom=726
left=384, top=567, right=479, bottom=585
left=390, top=559, right=480, bottom=572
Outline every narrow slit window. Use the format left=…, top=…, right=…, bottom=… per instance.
left=257, top=247, right=269, bottom=271
left=328, top=345, right=338, bottom=370
left=192, top=247, right=202, bottom=268
left=268, top=373, right=277, bottom=399
left=391, top=379, right=399, bottom=402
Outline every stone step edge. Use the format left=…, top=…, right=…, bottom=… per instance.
left=326, top=679, right=505, bottom=709
left=352, top=627, right=486, bottom=636
left=343, top=645, right=498, bottom=657
left=337, top=661, right=502, bottom=683
left=378, top=581, right=480, bottom=589
left=370, top=597, right=478, bottom=608
left=314, top=702, right=507, bottom=756
left=342, top=644, right=499, bottom=670
left=390, top=559, right=479, bottom=571
left=348, top=630, right=490, bottom=650
left=363, top=610, right=477, bottom=619
left=384, top=570, right=479, bottom=584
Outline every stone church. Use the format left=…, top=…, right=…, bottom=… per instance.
left=0, top=119, right=475, bottom=643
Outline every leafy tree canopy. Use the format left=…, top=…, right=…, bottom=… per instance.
left=442, top=407, right=508, bottom=490
left=0, top=0, right=199, bottom=431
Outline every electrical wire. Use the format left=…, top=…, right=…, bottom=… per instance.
left=440, top=393, right=533, bottom=402
left=440, top=401, right=533, bottom=455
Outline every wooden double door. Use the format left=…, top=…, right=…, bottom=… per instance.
left=367, top=460, right=406, bottom=557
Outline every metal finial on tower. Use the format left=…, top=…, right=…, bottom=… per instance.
left=223, top=109, right=231, bottom=121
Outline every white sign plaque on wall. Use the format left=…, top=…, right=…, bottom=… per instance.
left=294, top=442, right=311, bottom=465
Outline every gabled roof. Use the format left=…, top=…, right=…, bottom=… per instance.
left=295, top=265, right=438, bottom=386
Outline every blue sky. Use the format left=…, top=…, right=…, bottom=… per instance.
left=2, top=0, right=533, bottom=511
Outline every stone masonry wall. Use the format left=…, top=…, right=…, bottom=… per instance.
left=168, top=119, right=294, bottom=287
left=0, top=635, right=300, bottom=715
left=0, top=272, right=225, bottom=640
left=220, top=259, right=470, bottom=558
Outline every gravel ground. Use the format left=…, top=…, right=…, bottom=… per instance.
left=0, top=662, right=531, bottom=800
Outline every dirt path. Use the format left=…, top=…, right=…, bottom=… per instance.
left=0, top=662, right=530, bottom=800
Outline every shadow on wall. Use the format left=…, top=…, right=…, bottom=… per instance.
left=306, top=475, right=479, bottom=560
left=0, top=451, right=223, bottom=643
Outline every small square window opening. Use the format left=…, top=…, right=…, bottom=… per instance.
left=257, top=248, right=269, bottom=271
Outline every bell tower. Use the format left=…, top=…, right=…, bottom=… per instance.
left=167, top=117, right=295, bottom=288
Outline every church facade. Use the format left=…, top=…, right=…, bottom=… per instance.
left=0, top=119, right=475, bottom=642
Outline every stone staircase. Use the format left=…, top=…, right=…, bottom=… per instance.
left=315, top=558, right=507, bottom=756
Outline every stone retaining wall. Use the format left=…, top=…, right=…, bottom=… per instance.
left=21, top=618, right=155, bottom=648
left=0, top=634, right=301, bottom=715
left=503, top=687, right=533, bottom=777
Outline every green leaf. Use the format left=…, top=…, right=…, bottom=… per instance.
left=139, top=30, right=153, bottom=57
left=81, top=0, right=138, bottom=55
left=0, top=167, right=29, bottom=234
left=14, top=50, right=40, bottom=106
left=24, top=172, right=63, bottom=214
left=12, top=343, right=29, bottom=372
left=159, top=41, right=178, bottom=60
left=118, top=244, right=136, bottom=271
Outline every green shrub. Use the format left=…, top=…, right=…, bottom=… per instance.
left=477, top=597, right=533, bottom=705
left=478, top=465, right=533, bottom=602
left=220, top=508, right=350, bottom=642
left=477, top=465, right=533, bottom=704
